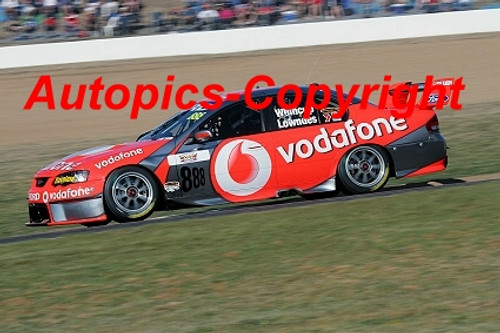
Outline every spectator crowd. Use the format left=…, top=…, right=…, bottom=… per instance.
left=0, top=0, right=482, bottom=43
left=1, top=0, right=143, bottom=39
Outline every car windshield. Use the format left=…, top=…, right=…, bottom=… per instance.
left=138, top=105, right=210, bottom=141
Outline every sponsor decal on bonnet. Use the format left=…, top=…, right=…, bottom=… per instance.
left=94, top=148, right=144, bottom=169
left=43, top=161, right=81, bottom=171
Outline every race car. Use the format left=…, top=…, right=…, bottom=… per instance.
left=27, top=80, right=451, bottom=226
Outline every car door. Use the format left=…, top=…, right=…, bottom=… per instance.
left=268, top=94, right=340, bottom=191
left=174, top=101, right=277, bottom=205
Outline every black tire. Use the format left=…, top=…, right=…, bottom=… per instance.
left=337, top=145, right=390, bottom=194
left=103, top=166, right=159, bottom=222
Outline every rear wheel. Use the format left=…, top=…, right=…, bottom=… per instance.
left=104, top=166, right=159, bottom=222
left=337, top=145, right=390, bottom=194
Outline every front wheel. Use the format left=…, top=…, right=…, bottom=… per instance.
left=337, top=145, right=390, bottom=194
left=104, top=166, right=159, bottom=222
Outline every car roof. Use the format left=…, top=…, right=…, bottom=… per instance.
left=193, top=85, right=361, bottom=114
left=226, top=85, right=362, bottom=103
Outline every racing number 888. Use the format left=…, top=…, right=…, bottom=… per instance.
left=180, top=166, right=206, bottom=192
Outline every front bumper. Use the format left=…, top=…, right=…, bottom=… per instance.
left=27, top=197, right=107, bottom=226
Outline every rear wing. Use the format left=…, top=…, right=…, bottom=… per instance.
left=384, top=77, right=463, bottom=116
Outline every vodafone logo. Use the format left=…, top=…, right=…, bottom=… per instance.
left=42, top=186, right=95, bottom=203
left=213, top=139, right=272, bottom=197
left=95, top=148, right=144, bottom=169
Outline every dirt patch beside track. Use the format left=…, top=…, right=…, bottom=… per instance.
left=1, top=32, right=499, bottom=147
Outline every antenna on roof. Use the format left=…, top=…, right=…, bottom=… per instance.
left=306, top=50, right=324, bottom=85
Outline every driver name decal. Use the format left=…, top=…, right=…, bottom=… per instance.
left=274, top=106, right=318, bottom=129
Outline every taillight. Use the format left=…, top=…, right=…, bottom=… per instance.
left=426, top=115, right=440, bottom=132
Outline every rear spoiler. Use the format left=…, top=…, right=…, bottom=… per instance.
left=385, top=77, right=462, bottom=116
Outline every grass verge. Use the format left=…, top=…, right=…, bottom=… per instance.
left=1, top=181, right=499, bottom=332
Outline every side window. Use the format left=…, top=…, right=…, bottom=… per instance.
left=316, top=97, right=348, bottom=124
left=265, top=94, right=348, bottom=131
left=199, top=102, right=263, bottom=140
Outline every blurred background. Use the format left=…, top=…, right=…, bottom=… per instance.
left=1, top=0, right=499, bottom=44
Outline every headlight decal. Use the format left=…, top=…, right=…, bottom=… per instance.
left=53, top=171, right=89, bottom=186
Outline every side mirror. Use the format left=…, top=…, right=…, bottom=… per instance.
left=194, top=130, right=213, bottom=143
left=136, top=131, right=148, bottom=141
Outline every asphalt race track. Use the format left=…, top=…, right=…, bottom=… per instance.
left=2, top=173, right=499, bottom=244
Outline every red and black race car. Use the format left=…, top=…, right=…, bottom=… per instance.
left=27, top=81, right=451, bottom=226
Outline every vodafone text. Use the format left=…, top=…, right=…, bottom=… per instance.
left=23, top=75, right=465, bottom=119
left=42, top=186, right=95, bottom=203
left=277, top=116, right=407, bottom=163
left=94, top=148, right=143, bottom=169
